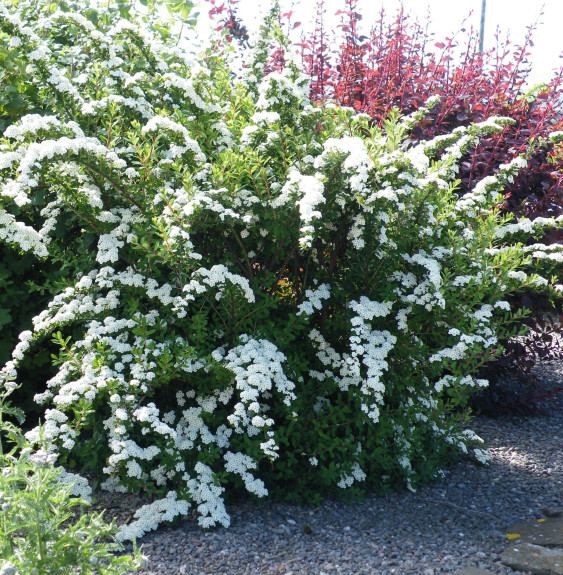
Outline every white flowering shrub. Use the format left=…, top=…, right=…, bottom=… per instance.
left=1, top=1, right=562, bottom=539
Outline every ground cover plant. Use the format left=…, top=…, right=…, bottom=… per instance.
left=0, top=0, right=562, bottom=542
left=0, top=380, right=143, bottom=573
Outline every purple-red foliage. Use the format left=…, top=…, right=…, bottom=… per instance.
left=298, top=0, right=331, bottom=102
left=332, top=0, right=368, bottom=109
left=299, top=2, right=563, bottom=219
left=203, top=0, right=249, bottom=46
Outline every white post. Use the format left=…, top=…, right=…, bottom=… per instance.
left=479, top=0, right=487, bottom=53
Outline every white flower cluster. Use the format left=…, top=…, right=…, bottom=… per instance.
left=26, top=448, right=57, bottom=467
left=472, top=448, right=491, bottom=465
left=14, top=137, right=125, bottom=201
left=495, top=214, right=563, bottom=239
left=0, top=209, right=48, bottom=257
left=82, top=94, right=154, bottom=120
left=337, top=461, right=367, bottom=489
left=224, top=336, right=295, bottom=455
left=348, top=297, right=396, bottom=422
left=117, top=491, right=191, bottom=540
left=186, top=463, right=229, bottom=529
left=433, top=374, right=488, bottom=394
left=398, top=252, right=445, bottom=311
left=142, top=115, right=205, bottom=163
left=315, top=136, right=374, bottom=199
left=224, top=451, right=268, bottom=497
left=55, top=468, right=93, bottom=502
left=3, top=114, right=84, bottom=141
left=295, top=173, right=325, bottom=248
left=162, top=72, right=221, bottom=114
left=185, top=265, right=255, bottom=304
left=429, top=329, right=497, bottom=365
left=297, top=283, right=331, bottom=316
left=255, top=67, right=310, bottom=112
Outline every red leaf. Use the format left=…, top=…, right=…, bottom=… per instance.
left=435, top=42, right=445, bottom=49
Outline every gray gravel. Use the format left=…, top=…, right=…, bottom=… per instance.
left=102, top=358, right=563, bottom=575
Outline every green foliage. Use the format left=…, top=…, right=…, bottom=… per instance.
left=0, top=383, right=143, bottom=574
left=0, top=0, right=561, bottom=540
left=0, top=459, right=144, bottom=574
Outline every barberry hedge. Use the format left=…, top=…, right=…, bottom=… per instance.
left=0, top=0, right=562, bottom=540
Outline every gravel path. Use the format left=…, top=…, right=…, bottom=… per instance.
left=107, top=359, right=563, bottom=575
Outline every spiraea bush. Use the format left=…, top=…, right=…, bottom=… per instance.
left=1, top=0, right=562, bottom=540
left=217, top=0, right=563, bottom=407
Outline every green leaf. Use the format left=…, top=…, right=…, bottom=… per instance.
left=0, top=308, right=12, bottom=328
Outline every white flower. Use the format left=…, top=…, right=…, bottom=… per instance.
left=297, top=284, right=331, bottom=316
left=0, top=561, right=19, bottom=575
left=28, top=449, right=57, bottom=467
left=473, top=448, right=491, bottom=465
left=56, top=469, right=92, bottom=502
left=141, top=115, right=205, bottom=163
left=224, top=451, right=268, bottom=497
left=337, top=462, right=366, bottom=488
left=507, top=270, right=527, bottom=282
left=117, top=491, right=191, bottom=540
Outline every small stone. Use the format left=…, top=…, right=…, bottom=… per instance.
left=501, top=542, right=563, bottom=575
left=454, top=569, right=496, bottom=575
